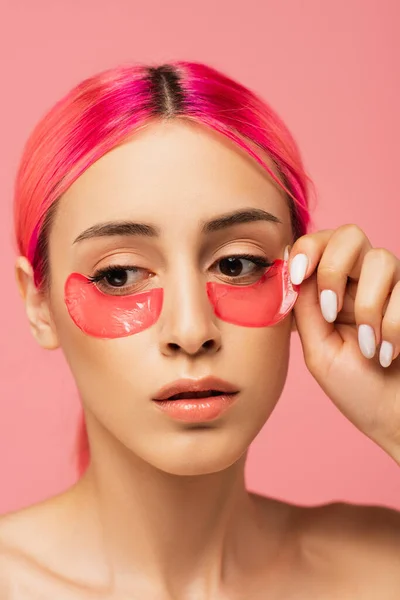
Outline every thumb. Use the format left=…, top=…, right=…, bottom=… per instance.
left=293, top=271, right=342, bottom=370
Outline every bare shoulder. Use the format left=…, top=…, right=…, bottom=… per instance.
left=0, top=488, right=99, bottom=598
left=0, top=492, right=68, bottom=556
left=297, top=500, right=400, bottom=588
left=253, top=493, right=400, bottom=596
left=0, top=496, right=66, bottom=597
left=299, top=499, right=400, bottom=552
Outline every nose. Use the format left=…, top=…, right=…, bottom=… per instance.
left=157, top=271, right=222, bottom=357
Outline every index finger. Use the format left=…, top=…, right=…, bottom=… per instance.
left=288, top=225, right=372, bottom=286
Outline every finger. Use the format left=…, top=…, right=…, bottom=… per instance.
left=289, top=225, right=372, bottom=324
left=289, top=225, right=373, bottom=286
left=354, top=248, right=400, bottom=358
left=316, top=225, right=372, bottom=323
left=289, top=229, right=334, bottom=285
left=292, top=270, right=343, bottom=374
left=379, top=281, right=400, bottom=368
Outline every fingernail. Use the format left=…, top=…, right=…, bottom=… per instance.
left=320, top=290, right=338, bottom=322
left=290, top=254, right=308, bottom=285
left=379, top=340, right=393, bottom=368
left=284, top=245, right=291, bottom=261
left=358, top=324, right=376, bottom=359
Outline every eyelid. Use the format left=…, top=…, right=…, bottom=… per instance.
left=86, top=247, right=160, bottom=272
left=87, top=252, right=153, bottom=277
left=212, top=253, right=271, bottom=265
left=208, top=237, right=274, bottom=258
left=87, top=265, right=149, bottom=288
left=209, top=250, right=272, bottom=268
left=85, top=239, right=273, bottom=270
left=90, top=254, right=271, bottom=276
left=84, top=253, right=274, bottom=298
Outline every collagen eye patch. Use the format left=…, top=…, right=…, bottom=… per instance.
left=64, top=256, right=298, bottom=338
left=206, top=259, right=299, bottom=327
left=64, top=273, right=163, bottom=338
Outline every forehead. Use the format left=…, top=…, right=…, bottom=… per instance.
left=53, top=119, right=292, bottom=240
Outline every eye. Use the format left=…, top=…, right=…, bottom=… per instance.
left=213, top=254, right=273, bottom=282
left=85, top=254, right=273, bottom=296
left=87, top=265, right=150, bottom=295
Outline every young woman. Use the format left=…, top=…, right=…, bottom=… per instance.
left=1, top=61, right=400, bottom=598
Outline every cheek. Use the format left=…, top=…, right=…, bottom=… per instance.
left=230, top=320, right=292, bottom=410
left=259, top=327, right=291, bottom=386
left=58, top=328, right=154, bottom=431
left=50, top=287, right=148, bottom=406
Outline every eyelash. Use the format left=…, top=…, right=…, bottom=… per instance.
left=87, top=254, right=273, bottom=289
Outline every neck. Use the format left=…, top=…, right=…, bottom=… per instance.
left=70, top=412, right=273, bottom=597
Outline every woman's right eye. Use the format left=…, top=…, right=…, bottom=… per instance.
left=88, top=266, right=149, bottom=295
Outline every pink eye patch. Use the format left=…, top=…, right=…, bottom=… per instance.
left=64, top=273, right=164, bottom=338
left=206, top=259, right=299, bottom=327
left=64, top=259, right=299, bottom=339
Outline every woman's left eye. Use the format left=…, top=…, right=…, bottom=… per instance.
left=213, top=255, right=272, bottom=281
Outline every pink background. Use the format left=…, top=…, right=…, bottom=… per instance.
left=0, top=0, right=399, bottom=514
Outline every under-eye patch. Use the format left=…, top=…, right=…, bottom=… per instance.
left=206, top=258, right=299, bottom=327
left=64, top=256, right=299, bottom=339
left=64, top=273, right=163, bottom=338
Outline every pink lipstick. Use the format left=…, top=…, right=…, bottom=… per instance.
left=152, top=377, right=239, bottom=422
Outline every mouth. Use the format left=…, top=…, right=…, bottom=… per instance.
left=153, top=377, right=240, bottom=402
left=152, top=379, right=240, bottom=423
left=166, top=390, right=237, bottom=401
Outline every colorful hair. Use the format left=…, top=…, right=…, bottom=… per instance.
left=13, top=60, right=315, bottom=476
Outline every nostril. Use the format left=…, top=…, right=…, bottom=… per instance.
left=167, top=342, right=181, bottom=352
left=203, top=339, right=215, bottom=350
left=166, top=339, right=217, bottom=354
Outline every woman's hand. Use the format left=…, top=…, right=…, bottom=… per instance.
left=289, top=224, right=400, bottom=463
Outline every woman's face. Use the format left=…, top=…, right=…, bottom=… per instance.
left=40, top=119, right=295, bottom=475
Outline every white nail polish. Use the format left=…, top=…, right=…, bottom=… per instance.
left=290, top=254, right=308, bottom=285
left=379, top=340, right=393, bottom=368
left=358, top=324, right=376, bottom=359
left=320, top=290, right=338, bottom=322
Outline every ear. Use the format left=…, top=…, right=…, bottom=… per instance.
left=15, top=256, right=60, bottom=350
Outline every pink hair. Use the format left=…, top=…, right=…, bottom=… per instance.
left=13, top=60, right=314, bottom=476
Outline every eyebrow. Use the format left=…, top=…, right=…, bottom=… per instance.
left=73, top=208, right=282, bottom=244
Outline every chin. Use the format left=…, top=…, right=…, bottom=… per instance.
left=144, top=437, right=249, bottom=477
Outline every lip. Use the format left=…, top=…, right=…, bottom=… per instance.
left=152, top=393, right=238, bottom=423
left=152, top=377, right=240, bottom=423
left=153, top=376, right=240, bottom=401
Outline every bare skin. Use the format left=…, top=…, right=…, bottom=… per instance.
left=1, top=489, right=400, bottom=599
left=2, top=119, right=400, bottom=598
